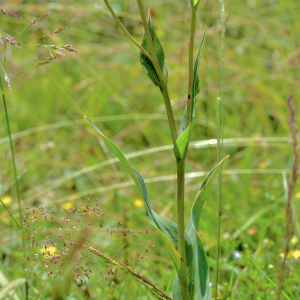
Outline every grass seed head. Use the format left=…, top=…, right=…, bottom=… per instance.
left=21, top=198, right=154, bottom=287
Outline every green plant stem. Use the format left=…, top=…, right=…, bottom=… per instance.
left=0, top=78, right=23, bottom=229
left=186, top=8, right=197, bottom=128
left=0, top=198, right=20, bottom=229
left=161, top=82, right=177, bottom=145
left=0, top=76, right=28, bottom=300
left=176, top=158, right=189, bottom=300
left=215, top=0, right=225, bottom=298
left=103, top=0, right=152, bottom=62
left=136, top=0, right=177, bottom=145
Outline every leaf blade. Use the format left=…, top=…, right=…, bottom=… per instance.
left=85, top=116, right=190, bottom=292
left=174, top=124, right=192, bottom=160
left=186, top=156, right=229, bottom=299
left=191, top=31, right=206, bottom=120
left=178, top=31, right=206, bottom=135
left=140, top=11, right=167, bottom=88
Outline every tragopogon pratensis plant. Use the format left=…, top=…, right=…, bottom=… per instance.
left=83, top=1, right=228, bottom=299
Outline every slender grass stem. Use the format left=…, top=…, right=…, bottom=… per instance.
left=0, top=76, right=28, bottom=300
left=186, top=8, right=197, bottom=127
left=136, top=0, right=177, bottom=145
left=103, top=0, right=152, bottom=62
left=215, top=0, right=225, bottom=298
left=0, top=77, right=23, bottom=229
left=0, top=198, right=21, bottom=229
left=84, top=245, right=172, bottom=300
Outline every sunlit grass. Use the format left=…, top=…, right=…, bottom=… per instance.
left=1, top=0, right=300, bottom=299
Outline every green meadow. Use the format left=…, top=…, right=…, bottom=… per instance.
left=0, top=0, right=299, bottom=299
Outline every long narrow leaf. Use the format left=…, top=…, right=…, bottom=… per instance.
left=178, top=32, right=206, bottom=135
left=85, top=116, right=190, bottom=291
left=191, top=30, right=206, bottom=119
left=250, top=258, right=291, bottom=300
left=186, top=156, right=229, bottom=299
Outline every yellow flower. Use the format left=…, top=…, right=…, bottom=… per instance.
left=40, top=246, right=58, bottom=258
left=279, top=249, right=300, bottom=259
left=293, top=250, right=300, bottom=259
left=134, top=199, right=143, bottom=207
left=291, top=236, right=298, bottom=245
left=1, top=195, right=12, bottom=205
left=62, top=201, right=75, bottom=210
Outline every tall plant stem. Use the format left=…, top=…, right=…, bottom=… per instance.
left=0, top=78, right=23, bottom=228
left=161, top=82, right=177, bottom=145
left=137, top=2, right=188, bottom=297
left=215, top=0, right=225, bottom=298
left=0, top=76, right=28, bottom=299
left=177, top=159, right=187, bottom=267
left=176, top=158, right=189, bottom=299
left=136, top=0, right=177, bottom=145
left=186, top=8, right=197, bottom=127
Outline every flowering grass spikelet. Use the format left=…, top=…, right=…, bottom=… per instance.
left=1, top=8, right=20, bottom=19
left=50, top=27, right=67, bottom=34
left=20, top=198, right=155, bottom=289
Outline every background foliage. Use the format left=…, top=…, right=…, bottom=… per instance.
left=1, top=0, right=299, bottom=299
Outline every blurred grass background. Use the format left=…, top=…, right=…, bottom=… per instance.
left=0, top=0, right=300, bottom=299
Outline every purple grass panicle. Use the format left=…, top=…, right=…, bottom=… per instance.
left=1, top=8, right=20, bottom=19
left=29, top=13, right=49, bottom=26
left=5, top=34, right=20, bottom=46
left=276, top=94, right=298, bottom=300
left=21, top=198, right=154, bottom=287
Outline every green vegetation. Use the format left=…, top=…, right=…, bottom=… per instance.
left=0, top=0, right=299, bottom=299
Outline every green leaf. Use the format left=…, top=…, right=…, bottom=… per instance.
left=186, top=156, right=229, bottom=299
left=191, top=31, right=206, bottom=119
left=140, top=11, right=167, bottom=89
left=85, top=116, right=190, bottom=292
left=177, top=31, right=206, bottom=135
left=250, top=258, right=291, bottom=300
left=177, top=107, right=187, bottom=137
left=172, top=275, right=181, bottom=300
left=191, top=0, right=201, bottom=10
left=174, top=124, right=192, bottom=160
